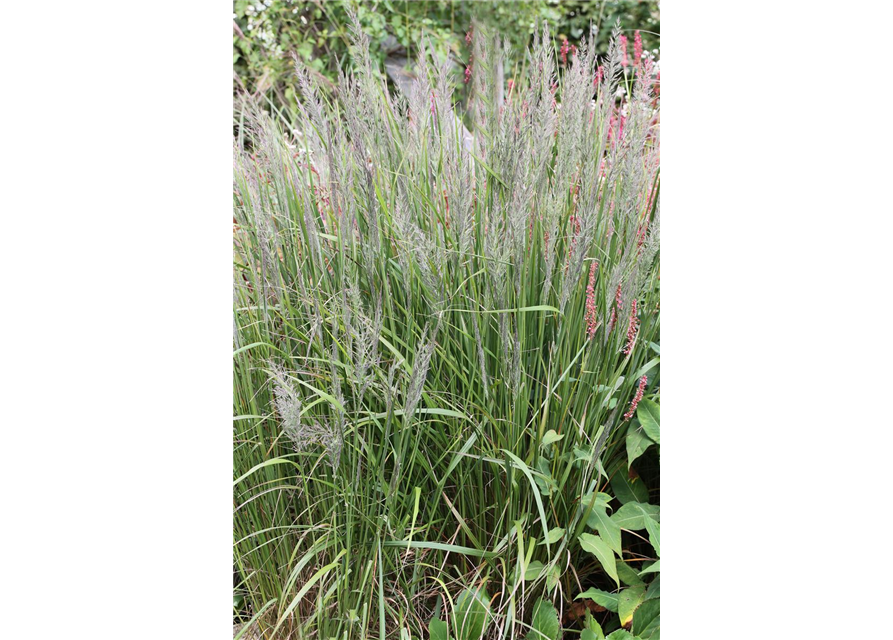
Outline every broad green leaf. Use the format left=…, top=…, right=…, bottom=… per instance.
left=576, top=587, right=619, bottom=612
left=610, top=465, right=649, bottom=504
left=637, top=400, right=660, bottom=444
left=579, top=533, right=619, bottom=585
left=541, top=429, right=564, bottom=446
left=453, top=587, right=491, bottom=640
left=524, top=561, right=545, bottom=581
left=586, top=505, right=622, bottom=555
left=528, top=598, right=561, bottom=640
left=638, top=614, right=660, bottom=639
left=618, top=585, right=646, bottom=627
left=632, top=598, right=660, bottom=637
left=645, top=575, right=660, bottom=601
left=605, top=631, right=638, bottom=640
left=611, top=502, right=660, bottom=531
left=539, top=528, right=565, bottom=546
left=429, top=618, right=449, bottom=640
left=626, top=423, right=654, bottom=468
left=616, top=561, right=645, bottom=586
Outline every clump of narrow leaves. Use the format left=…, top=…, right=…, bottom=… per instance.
left=234, top=17, right=659, bottom=640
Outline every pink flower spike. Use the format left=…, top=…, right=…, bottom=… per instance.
left=623, top=376, right=648, bottom=421
left=584, top=261, right=599, bottom=339
left=619, top=35, right=629, bottom=67
left=623, top=299, right=639, bottom=355
left=634, top=31, right=643, bottom=65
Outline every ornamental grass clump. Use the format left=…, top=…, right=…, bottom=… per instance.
left=234, top=19, right=659, bottom=639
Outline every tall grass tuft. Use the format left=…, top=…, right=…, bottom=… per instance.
left=234, top=19, right=659, bottom=639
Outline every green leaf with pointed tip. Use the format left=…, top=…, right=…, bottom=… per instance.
left=611, top=502, right=660, bottom=531
left=539, top=528, right=565, bottom=545
left=453, top=586, right=491, bottom=640
left=579, top=534, right=619, bottom=585
left=645, top=575, right=660, bottom=601
left=637, top=400, right=660, bottom=444
left=618, top=585, right=646, bottom=627
left=528, top=598, right=561, bottom=640
left=586, top=505, right=622, bottom=554
left=576, top=588, right=619, bottom=612
left=429, top=618, right=449, bottom=640
left=541, top=429, right=564, bottom=446
left=616, top=561, right=645, bottom=586
left=638, top=613, right=660, bottom=639
left=605, top=631, right=638, bottom=640
left=626, top=422, right=654, bottom=468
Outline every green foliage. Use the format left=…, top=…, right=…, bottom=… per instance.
left=233, top=16, right=659, bottom=639
left=580, top=533, right=619, bottom=586
left=528, top=598, right=561, bottom=640
left=453, top=586, right=492, bottom=640
left=233, top=0, right=660, bottom=107
left=429, top=617, right=450, bottom=640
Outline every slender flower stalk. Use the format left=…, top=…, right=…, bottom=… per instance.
left=585, top=261, right=599, bottom=339
left=623, top=299, right=638, bottom=354
left=619, top=35, right=629, bottom=67
left=623, top=375, right=648, bottom=420
left=634, top=30, right=643, bottom=66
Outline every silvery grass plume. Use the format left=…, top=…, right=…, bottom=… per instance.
left=234, top=20, right=659, bottom=639
left=268, top=362, right=342, bottom=470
